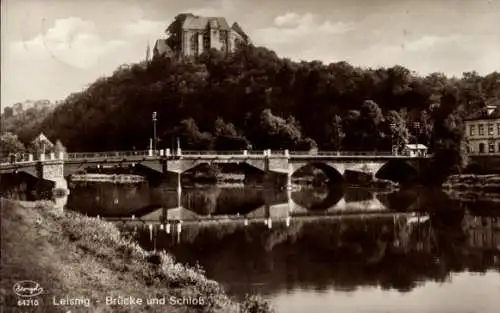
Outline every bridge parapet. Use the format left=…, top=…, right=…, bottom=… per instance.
left=0, top=149, right=430, bottom=167
left=66, top=150, right=151, bottom=160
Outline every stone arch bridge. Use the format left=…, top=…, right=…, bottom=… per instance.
left=0, top=149, right=430, bottom=194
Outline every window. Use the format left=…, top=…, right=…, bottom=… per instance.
left=489, top=143, right=495, bottom=153
left=190, top=33, right=197, bottom=55
left=470, top=125, right=476, bottom=136
left=204, top=33, right=210, bottom=50
left=488, top=124, right=494, bottom=136
left=478, top=124, right=485, bottom=136
left=479, top=143, right=485, bottom=153
left=497, top=123, right=500, bottom=136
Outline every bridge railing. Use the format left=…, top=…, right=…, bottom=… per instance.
left=0, top=149, right=428, bottom=166
left=289, top=151, right=395, bottom=156
left=181, top=150, right=246, bottom=156
left=66, top=150, right=151, bottom=160
left=0, top=153, right=33, bottom=164
left=336, top=151, right=394, bottom=156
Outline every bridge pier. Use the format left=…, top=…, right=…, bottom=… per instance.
left=36, top=159, right=70, bottom=198
left=177, top=172, right=182, bottom=207
left=286, top=170, right=292, bottom=190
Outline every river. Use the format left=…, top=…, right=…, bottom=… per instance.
left=60, top=182, right=500, bottom=313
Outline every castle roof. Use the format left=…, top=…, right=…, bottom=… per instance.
left=231, top=22, right=248, bottom=39
left=182, top=15, right=230, bottom=30
left=153, top=39, right=173, bottom=57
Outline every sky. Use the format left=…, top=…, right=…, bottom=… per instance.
left=2, top=0, right=500, bottom=106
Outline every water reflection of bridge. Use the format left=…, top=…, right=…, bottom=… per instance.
left=106, top=209, right=421, bottom=226
left=102, top=187, right=397, bottom=225
left=70, top=183, right=399, bottom=219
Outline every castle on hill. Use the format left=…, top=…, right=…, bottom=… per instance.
left=150, top=13, right=250, bottom=59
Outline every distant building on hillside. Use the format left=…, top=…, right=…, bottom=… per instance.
left=3, top=107, right=14, bottom=118
left=4, top=100, right=55, bottom=118
left=12, top=102, right=23, bottom=116
left=153, top=13, right=250, bottom=59
left=33, top=99, right=51, bottom=110
left=465, top=100, right=500, bottom=154
left=30, top=133, right=54, bottom=154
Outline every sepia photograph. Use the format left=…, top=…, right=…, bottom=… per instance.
left=1, top=0, right=499, bottom=312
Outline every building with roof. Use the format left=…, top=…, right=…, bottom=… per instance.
left=30, top=133, right=54, bottom=154
left=402, top=144, right=428, bottom=157
left=465, top=100, right=500, bottom=154
left=153, top=13, right=250, bottom=59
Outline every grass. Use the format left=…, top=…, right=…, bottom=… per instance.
left=0, top=198, right=273, bottom=313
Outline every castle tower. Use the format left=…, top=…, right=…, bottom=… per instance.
left=145, top=41, right=151, bottom=62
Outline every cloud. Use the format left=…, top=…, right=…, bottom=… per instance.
left=252, top=12, right=354, bottom=61
left=10, top=17, right=127, bottom=69
left=258, top=12, right=353, bottom=42
left=273, top=12, right=303, bottom=28
left=404, top=34, right=461, bottom=51
left=3, top=16, right=136, bottom=105
left=353, top=34, right=499, bottom=76
left=121, top=18, right=165, bottom=38
left=184, top=0, right=237, bottom=17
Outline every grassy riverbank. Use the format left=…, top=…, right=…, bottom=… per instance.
left=0, top=198, right=273, bottom=313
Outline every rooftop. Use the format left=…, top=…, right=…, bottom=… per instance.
left=465, top=99, right=500, bottom=121
left=182, top=15, right=231, bottom=30
left=153, top=39, right=173, bottom=56
left=405, top=144, right=428, bottom=150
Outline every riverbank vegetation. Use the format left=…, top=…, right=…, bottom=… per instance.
left=444, top=174, right=500, bottom=191
left=0, top=198, right=273, bottom=313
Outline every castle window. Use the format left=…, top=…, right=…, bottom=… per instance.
left=489, top=143, right=495, bottom=153
left=190, top=33, right=197, bottom=54
left=204, top=33, right=210, bottom=50
left=478, top=124, right=485, bottom=136
left=488, top=123, right=494, bottom=136
left=470, top=125, right=476, bottom=136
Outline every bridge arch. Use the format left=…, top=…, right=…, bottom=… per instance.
left=375, top=159, right=419, bottom=183
left=291, top=186, right=344, bottom=211
left=291, top=162, right=344, bottom=184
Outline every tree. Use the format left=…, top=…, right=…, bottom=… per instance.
left=175, top=118, right=213, bottom=149
left=323, top=114, right=344, bottom=150
left=426, top=86, right=468, bottom=184
left=359, top=100, right=385, bottom=149
left=54, top=140, right=67, bottom=154
left=342, top=110, right=361, bottom=150
left=255, top=109, right=315, bottom=150
left=213, top=118, right=250, bottom=150
left=385, top=110, right=409, bottom=152
left=0, top=132, right=25, bottom=156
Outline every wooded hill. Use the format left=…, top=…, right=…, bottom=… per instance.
left=4, top=43, right=500, bottom=177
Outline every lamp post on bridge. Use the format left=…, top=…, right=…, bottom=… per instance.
left=152, top=111, right=157, bottom=152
